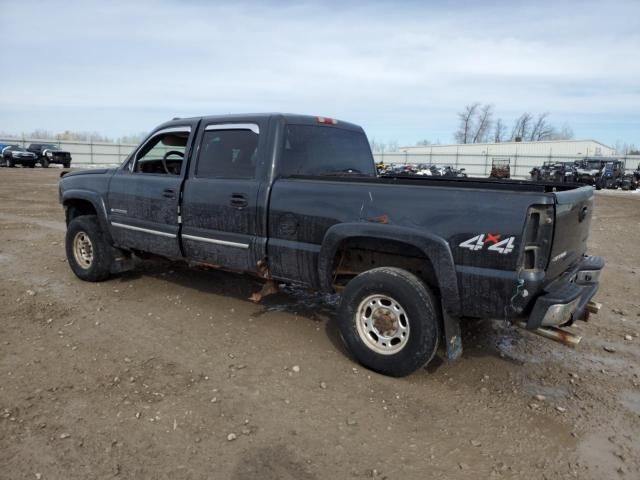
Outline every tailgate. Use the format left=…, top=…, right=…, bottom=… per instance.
left=546, top=186, right=594, bottom=279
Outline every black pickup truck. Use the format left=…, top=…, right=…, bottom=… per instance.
left=28, top=143, right=72, bottom=168
left=59, top=113, right=603, bottom=376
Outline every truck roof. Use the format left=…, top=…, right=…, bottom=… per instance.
left=155, top=113, right=364, bottom=132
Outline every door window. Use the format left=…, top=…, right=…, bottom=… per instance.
left=133, top=130, right=190, bottom=175
left=196, top=127, right=259, bottom=179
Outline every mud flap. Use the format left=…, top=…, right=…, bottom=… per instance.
left=109, top=247, right=134, bottom=274
left=442, top=310, right=463, bottom=362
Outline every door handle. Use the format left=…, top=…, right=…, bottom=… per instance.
left=162, top=189, right=176, bottom=198
left=230, top=193, right=248, bottom=209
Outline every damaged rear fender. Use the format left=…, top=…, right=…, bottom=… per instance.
left=317, top=222, right=461, bottom=317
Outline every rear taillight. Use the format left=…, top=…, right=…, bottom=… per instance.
left=520, top=205, right=554, bottom=271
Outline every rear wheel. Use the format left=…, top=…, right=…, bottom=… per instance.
left=337, top=267, right=441, bottom=377
left=65, top=215, right=113, bottom=282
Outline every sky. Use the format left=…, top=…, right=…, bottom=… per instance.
left=1, top=0, right=639, bottom=148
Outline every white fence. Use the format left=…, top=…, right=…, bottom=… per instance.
left=2, top=137, right=639, bottom=178
left=0, top=137, right=137, bottom=166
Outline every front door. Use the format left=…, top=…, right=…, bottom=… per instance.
left=181, top=123, right=262, bottom=272
left=107, top=126, right=193, bottom=258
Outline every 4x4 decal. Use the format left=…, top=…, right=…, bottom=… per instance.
left=459, top=234, right=515, bottom=254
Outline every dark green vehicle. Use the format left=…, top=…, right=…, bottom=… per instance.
left=58, top=113, right=604, bottom=377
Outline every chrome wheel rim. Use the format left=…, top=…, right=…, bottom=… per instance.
left=73, top=231, right=94, bottom=269
left=355, top=294, right=410, bottom=355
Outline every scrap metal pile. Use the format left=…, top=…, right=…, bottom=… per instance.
left=376, top=162, right=468, bottom=178
left=530, top=158, right=638, bottom=190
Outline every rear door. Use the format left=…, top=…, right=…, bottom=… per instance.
left=180, top=122, right=265, bottom=272
left=107, top=125, right=195, bottom=258
left=547, top=186, right=594, bottom=279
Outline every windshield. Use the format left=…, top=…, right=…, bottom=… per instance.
left=586, top=160, right=602, bottom=169
left=280, top=125, right=375, bottom=177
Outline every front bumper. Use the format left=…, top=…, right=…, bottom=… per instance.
left=527, top=255, right=604, bottom=329
left=14, top=157, right=37, bottom=165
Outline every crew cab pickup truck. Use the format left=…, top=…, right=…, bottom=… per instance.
left=28, top=143, right=72, bottom=168
left=59, top=113, right=604, bottom=377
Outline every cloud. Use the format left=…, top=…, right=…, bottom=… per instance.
left=1, top=0, right=639, bottom=145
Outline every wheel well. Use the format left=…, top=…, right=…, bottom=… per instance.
left=64, top=199, right=97, bottom=225
left=331, top=237, right=439, bottom=294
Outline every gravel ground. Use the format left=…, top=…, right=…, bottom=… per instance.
left=1, top=168, right=638, bottom=480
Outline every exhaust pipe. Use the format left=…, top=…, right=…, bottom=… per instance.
left=516, top=322, right=582, bottom=347
left=585, top=301, right=602, bottom=314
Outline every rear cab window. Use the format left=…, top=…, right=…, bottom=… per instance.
left=279, top=123, right=375, bottom=177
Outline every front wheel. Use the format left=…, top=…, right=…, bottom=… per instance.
left=41, top=158, right=49, bottom=168
left=337, top=267, right=441, bottom=377
left=65, top=215, right=113, bottom=282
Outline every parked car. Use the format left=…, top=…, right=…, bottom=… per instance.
left=1, top=144, right=37, bottom=168
left=27, top=143, right=72, bottom=168
left=59, top=113, right=603, bottom=377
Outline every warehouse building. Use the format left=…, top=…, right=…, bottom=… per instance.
left=398, top=139, right=615, bottom=157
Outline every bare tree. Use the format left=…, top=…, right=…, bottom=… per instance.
left=369, top=138, right=400, bottom=153
left=454, top=103, right=480, bottom=144
left=510, top=113, right=533, bottom=141
left=471, top=104, right=493, bottom=143
left=415, top=139, right=431, bottom=146
left=493, top=118, right=507, bottom=143
left=528, top=113, right=555, bottom=141
left=550, top=124, right=574, bottom=140
left=386, top=140, right=399, bottom=153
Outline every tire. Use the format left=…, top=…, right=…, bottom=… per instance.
left=63, top=162, right=70, bottom=169
left=65, top=215, right=113, bottom=282
left=7, top=157, right=15, bottom=168
left=336, top=267, right=441, bottom=377
left=41, top=158, right=49, bottom=168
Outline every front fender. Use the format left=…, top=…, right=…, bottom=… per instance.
left=61, top=189, right=113, bottom=244
left=318, top=222, right=461, bottom=316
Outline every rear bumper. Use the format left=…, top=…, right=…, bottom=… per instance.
left=527, top=255, right=604, bottom=329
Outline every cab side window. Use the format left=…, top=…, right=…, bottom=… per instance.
left=196, top=128, right=259, bottom=179
left=133, top=131, right=189, bottom=175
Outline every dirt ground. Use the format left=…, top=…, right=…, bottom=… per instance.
left=0, top=168, right=638, bottom=480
